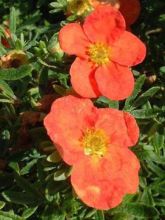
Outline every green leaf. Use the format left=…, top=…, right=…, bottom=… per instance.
left=20, top=159, right=38, bottom=175
left=22, top=207, right=38, bottom=219
left=96, top=96, right=119, bottom=109
left=0, top=201, right=5, bottom=210
left=147, top=161, right=165, bottom=177
left=160, top=66, right=165, bottom=76
left=151, top=132, right=165, bottom=152
left=0, top=98, right=14, bottom=104
left=140, top=189, right=155, bottom=206
left=151, top=180, right=165, bottom=195
left=13, top=173, right=43, bottom=198
left=0, top=211, right=23, bottom=220
left=95, top=211, right=105, bottom=220
left=111, top=203, right=159, bottom=218
left=126, top=203, right=159, bottom=218
left=107, top=100, right=119, bottom=109
left=132, top=87, right=160, bottom=108
left=124, top=75, right=146, bottom=110
left=0, top=65, right=33, bottom=81
left=47, top=151, right=61, bottom=163
left=131, top=109, right=158, bottom=119
left=41, top=205, right=66, bottom=220
left=54, top=168, right=70, bottom=181
left=2, top=191, right=41, bottom=206
left=155, top=199, right=165, bottom=207
left=9, top=7, right=17, bottom=34
left=111, top=213, right=134, bottom=220
left=49, top=0, right=67, bottom=13
left=8, top=162, right=20, bottom=174
left=85, top=210, right=97, bottom=218
left=0, top=80, right=16, bottom=100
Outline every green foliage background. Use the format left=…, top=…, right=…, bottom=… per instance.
left=0, top=0, right=165, bottom=219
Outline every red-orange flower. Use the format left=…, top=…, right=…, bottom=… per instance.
left=59, top=5, right=146, bottom=100
left=90, top=0, right=141, bottom=26
left=44, top=95, right=140, bottom=210
left=118, top=0, right=141, bottom=25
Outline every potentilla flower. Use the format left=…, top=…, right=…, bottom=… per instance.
left=90, top=0, right=141, bottom=26
left=118, top=0, right=141, bottom=25
left=44, top=95, right=140, bottom=210
left=59, top=5, right=146, bottom=100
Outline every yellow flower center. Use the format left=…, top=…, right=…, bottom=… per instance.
left=88, top=43, right=111, bottom=66
left=67, top=0, right=91, bottom=16
left=81, top=128, right=108, bottom=157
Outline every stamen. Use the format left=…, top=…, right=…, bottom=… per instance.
left=88, top=42, right=110, bottom=66
left=81, top=128, right=108, bottom=158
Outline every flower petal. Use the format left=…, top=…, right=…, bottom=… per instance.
left=83, top=5, right=125, bottom=44
left=112, top=31, right=146, bottom=66
left=59, top=23, right=89, bottom=58
left=95, top=62, right=134, bottom=100
left=119, top=0, right=141, bottom=25
left=71, top=147, right=140, bottom=210
left=44, top=95, right=95, bottom=165
left=70, top=58, right=101, bottom=98
left=95, top=108, right=139, bottom=147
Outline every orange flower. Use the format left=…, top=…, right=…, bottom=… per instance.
left=44, top=95, right=140, bottom=210
left=59, top=5, right=146, bottom=100
left=118, top=0, right=141, bottom=25
left=90, top=0, right=141, bottom=26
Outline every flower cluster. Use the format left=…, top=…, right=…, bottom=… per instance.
left=44, top=3, right=146, bottom=210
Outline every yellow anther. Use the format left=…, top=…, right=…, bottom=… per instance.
left=88, top=42, right=111, bottom=66
left=81, top=128, right=108, bottom=158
